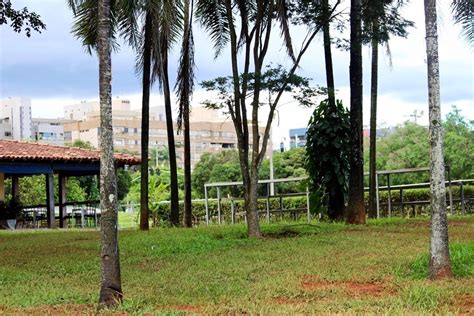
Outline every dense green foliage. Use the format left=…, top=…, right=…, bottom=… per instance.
left=191, top=148, right=307, bottom=199
left=0, top=216, right=472, bottom=313
left=364, top=107, right=473, bottom=185
left=305, top=99, right=351, bottom=219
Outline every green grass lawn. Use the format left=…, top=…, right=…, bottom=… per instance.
left=0, top=216, right=473, bottom=314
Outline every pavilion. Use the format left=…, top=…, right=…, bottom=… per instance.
left=0, top=140, right=140, bottom=228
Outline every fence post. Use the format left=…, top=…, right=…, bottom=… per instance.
left=447, top=167, right=453, bottom=215
left=460, top=181, right=465, bottom=215
left=387, top=174, right=392, bottom=217
left=217, top=186, right=222, bottom=225
left=266, top=183, right=270, bottom=223
left=204, top=186, right=209, bottom=225
left=306, top=186, right=311, bottom=223
left=231, top=198, right=235, bottom=224
left=375, top=173, right=380, bottom=219
left=400, top=188, right=404, bottom=217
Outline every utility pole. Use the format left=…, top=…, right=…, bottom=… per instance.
left=410, top=109, right=424, bottom=124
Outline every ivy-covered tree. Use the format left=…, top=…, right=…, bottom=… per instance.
left=306, top=99, right=350, bottom=220
left=0, top=0, right=46, bottom=36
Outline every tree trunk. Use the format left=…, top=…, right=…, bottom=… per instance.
left=322, top=0, right=345, bottom=221
left=322, top=0, right=336, bottom=108
left=183, top=107, right=192, bottom=227
left=424, top=0, right=452, bottom=280
left=140, top=12, right=152, bottom=231
left=162, top=52, right=180, bottom=226
left=245, top=174, right=261, bottom=237
left=328, top=181, right=345, bottom=221
left=97, top=0, right=122, bottom=308
left=347, top=0, right=366, bottom=224
left=368, top=21, right=379, bottom=218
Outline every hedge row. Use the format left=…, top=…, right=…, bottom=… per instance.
left=147, top=185, right=473, bottom=225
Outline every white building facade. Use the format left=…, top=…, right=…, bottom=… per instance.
left=0, top=97, right=32, bottom=140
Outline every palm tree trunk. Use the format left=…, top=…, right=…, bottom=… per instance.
left=347, top=0, right=366, bottom=224
left=368, top=21, right=379, bottom=218
left=183, top=108, right=192, bottom=227
left=162, top=51, right=180, bottom=226
left=97, top=0, right=122, bottom=308
left=424, top=0, right=452, bottom=280
left=140, top=12, right=152, bottom=231
left=322, top=0, right=336, bottom=107
left=322, top=0, right=344, bottom=220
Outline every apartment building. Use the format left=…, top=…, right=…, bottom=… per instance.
left=0, top=97, right=32, bottom=140
left=63, top=99, right=270, bottom=167
left=31, top=118, right=73, bottom=146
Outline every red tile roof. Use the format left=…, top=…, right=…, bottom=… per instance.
left=0, top=140, right=141, bottom=165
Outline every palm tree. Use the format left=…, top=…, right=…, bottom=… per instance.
left=321, top=0, right=345, bottom=220
left=68, top=0, right=124, bottom=307
left=150, top=0, right=182, bottom=226
left=347, top=0, right=366, bottom=224
left=97, top=0, right=122, bottom=308
left=176, top=0, right=195, bottom=228
left=68, top=0, right=182, bottom=228
left=362, top=0, right=413, bottom=218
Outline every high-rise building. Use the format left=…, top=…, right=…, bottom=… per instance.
left=0, top=97, right=32, bottom=140
left=63, top=100, right=271, bottom=167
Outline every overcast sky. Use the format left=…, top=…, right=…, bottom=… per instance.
left=0, top=0, right=472, bottom=148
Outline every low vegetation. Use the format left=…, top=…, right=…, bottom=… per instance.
left=0, top=216, right=472, bottom=314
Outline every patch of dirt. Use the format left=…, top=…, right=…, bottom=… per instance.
left=453, top=294, right=474, bottom=315
left=343, top=282, right=386, bottom=297
left=301, top=276, right=391, bottom=298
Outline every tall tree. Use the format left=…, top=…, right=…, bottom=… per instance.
left=198, top=0, right=321, bottom=237
left=362, top=0, right=413, bottom=217
left=176, top=0, right=195, bottom=228
left=347, top=0, right=366, bottom=224
left=97, top=0, right=123, bottom=307
left=292, top=0, right=345, bottom=219
left=139, top=11, right=152, bottom=230
left=424, top=0, right=452, bottom=280
left=154, top=1, right=182, bottom=226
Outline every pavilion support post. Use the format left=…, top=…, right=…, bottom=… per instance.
left=45, top=172, right=55, bottom=228
left=12, top=175, right=20, bottom=201
left=0, top=173, right=5, bottom=202
left=58, top=174, right=67, bottom=228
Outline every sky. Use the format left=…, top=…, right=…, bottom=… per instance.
left=0, top=0, right=472, bottom=149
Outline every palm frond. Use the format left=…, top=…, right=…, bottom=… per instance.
left=275, top=0, right=296, bottom=62
left=116, top=0, right=141, bottom=48
left=176, top=0, right=196, bottom=131
left=451, top=0, right=474, bottom=43
left=69, top=0, right=119, bottom=54
left=195, top=0, right=230, bottom=58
